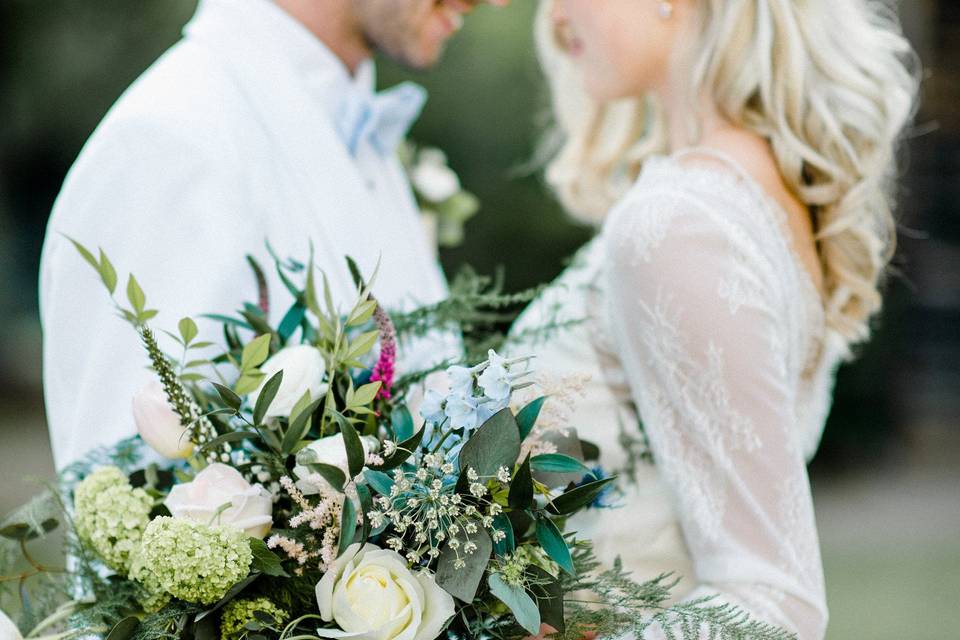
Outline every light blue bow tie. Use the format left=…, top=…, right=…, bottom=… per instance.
left=336, top=81, right=427, bottom=157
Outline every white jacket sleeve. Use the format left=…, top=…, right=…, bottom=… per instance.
left=601, top=191, right=828, bottom=639
left=40, top=113, right=258, bottom=469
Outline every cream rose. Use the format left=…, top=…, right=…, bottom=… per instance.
left=293, top=433, right=379, bottom=495
left=248, top=345, right=327, bottom=419
left=132, top=381, right=194, bottom=459
left=315, top=543, right=454, bottom=640
left=164, top=463, right=273, bottom=538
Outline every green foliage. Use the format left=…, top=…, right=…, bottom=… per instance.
left=535, top=518, right=574, bottom=577
left=436, top=529, right=492, bottom=603
left=516, top=397, right=546, bottom=440
left=488, top=573, right=540, bottom=635
left=458, top=409, right=521, bottom=478
left=546, top=477, right=617, bottom=516
left=557, top=543, right=798, bottom=640
left=390, top=267, right=547, bottom=372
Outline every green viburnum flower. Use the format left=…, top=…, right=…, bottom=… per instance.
left=130, top=516, right=253, bottom=605
left=220, top=598, right=288, bottom=640
left=128, top=549, right=171, bottom=613
left=73, top=466, right=153, bottom=573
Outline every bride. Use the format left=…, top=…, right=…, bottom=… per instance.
left=508, top=0, right=918, bottom=637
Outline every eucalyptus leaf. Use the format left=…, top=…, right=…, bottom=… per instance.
left=457, top=408, right=521, bottom=479
left=436, top=528, right=492, bottom=602
left=487, top=574, right=541, bottom=635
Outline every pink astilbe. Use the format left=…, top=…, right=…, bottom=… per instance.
left=369, top=302, right=397, bottom=399
left=267, top=534, right=313, bottom=566
left=276, top=475, right=350, bottom=572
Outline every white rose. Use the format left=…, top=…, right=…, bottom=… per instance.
left=0, top=609, right=22, bottom=640
left=248, top=345, right=327, bottom=419
left=411, top=159, right=461, bottom=203
left=315, top=543, right=454, bottom=640
left=293, top=433, right=379, bottom=495
left=164, top=463, right=273, bottom=538
left=132, top=381, right=194, bottom=459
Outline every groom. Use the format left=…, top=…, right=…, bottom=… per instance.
left=38, top=0, right=509, bottom=469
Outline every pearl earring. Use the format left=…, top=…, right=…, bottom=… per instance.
left=658, top=1, right=674, bottom=19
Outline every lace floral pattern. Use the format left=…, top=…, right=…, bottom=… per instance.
left=598, top=151, right=837, bottom=639
left=510, top=148, right=845, bottom=639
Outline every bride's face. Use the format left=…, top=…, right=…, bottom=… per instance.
left=552, top=0, right=682, bottom=101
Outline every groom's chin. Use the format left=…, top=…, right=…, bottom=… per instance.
left=380, top=39, right=449, bottom=71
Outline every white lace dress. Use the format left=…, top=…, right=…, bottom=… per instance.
left=508, top=149, right=849, bottom=639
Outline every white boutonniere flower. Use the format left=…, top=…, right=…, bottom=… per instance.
left=401, top=142, right=480, bottom=249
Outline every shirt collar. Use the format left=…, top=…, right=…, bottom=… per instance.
left=184, top=0, right=374, bottom=123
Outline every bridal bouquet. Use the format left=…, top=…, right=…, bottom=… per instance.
left=0, top=243, right=796, bottom=640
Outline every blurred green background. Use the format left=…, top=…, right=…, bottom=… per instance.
left=1, top=1, right=958, bottom=637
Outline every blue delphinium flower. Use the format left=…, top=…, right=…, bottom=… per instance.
left=420, top=389, right=446, bottom=425
left=578, top=466, right=620, bottom=509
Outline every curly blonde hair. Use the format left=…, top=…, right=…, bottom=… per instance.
left=536, top=0, right=919, bottom=348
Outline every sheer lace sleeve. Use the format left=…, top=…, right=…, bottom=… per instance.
left=601, top=188, right=828, bottom=639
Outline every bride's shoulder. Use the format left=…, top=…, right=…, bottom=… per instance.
left=604, top=132, right=788, bottom=249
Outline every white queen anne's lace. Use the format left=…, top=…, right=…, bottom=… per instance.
left=508, top=149, right=846, bottom=639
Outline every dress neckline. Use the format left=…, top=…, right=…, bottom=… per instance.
left=654, top=147, right=828, bottom=312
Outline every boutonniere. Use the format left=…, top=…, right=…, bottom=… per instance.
left=401, top=142, right=480, bottom=249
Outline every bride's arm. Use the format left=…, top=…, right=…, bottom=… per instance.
left=601, top=192, right=828, bottom=639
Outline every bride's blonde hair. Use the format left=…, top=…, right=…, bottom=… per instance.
left=535, top=0, right=919, bottom=347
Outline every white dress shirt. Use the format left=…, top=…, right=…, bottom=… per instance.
left=39, top=0, right=458, bottom=469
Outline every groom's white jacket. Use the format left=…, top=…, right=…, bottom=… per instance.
left=39, top=0, right=457, bottom=469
